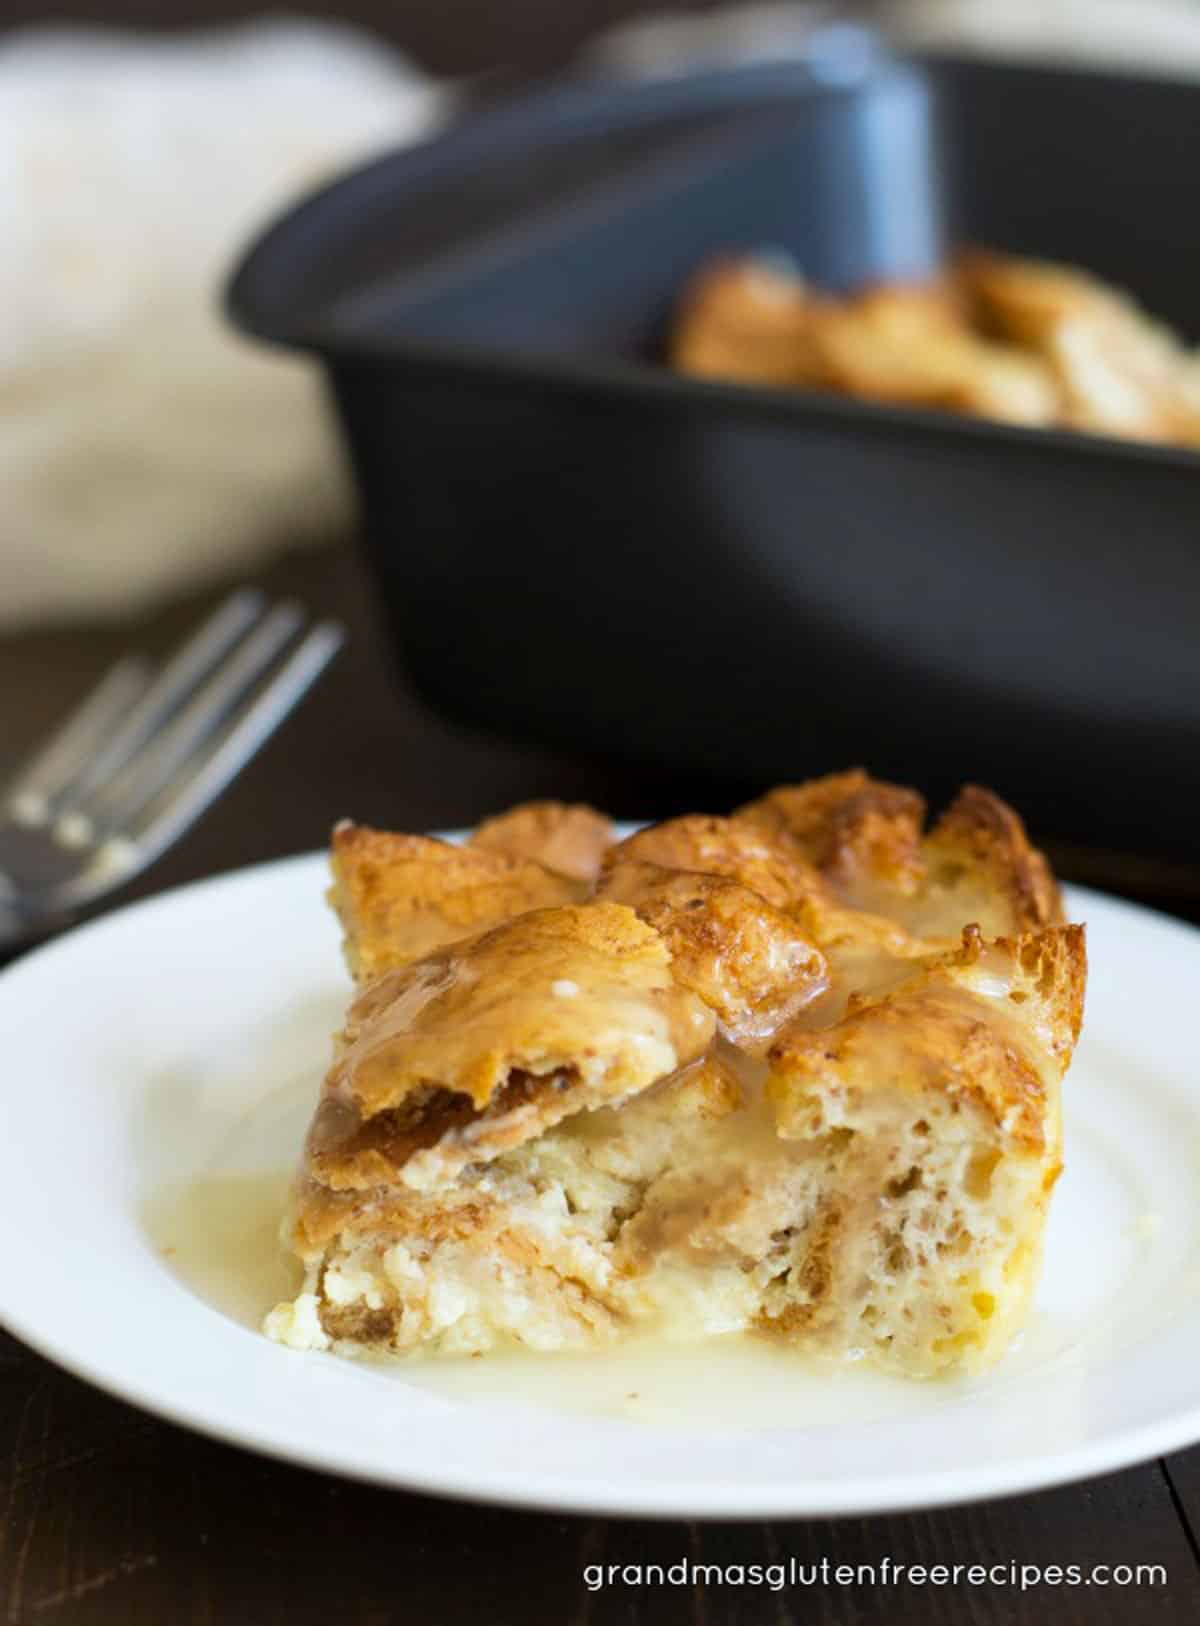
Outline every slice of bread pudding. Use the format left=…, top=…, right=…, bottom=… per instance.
left=266, top=777, right=1085, bottom=1377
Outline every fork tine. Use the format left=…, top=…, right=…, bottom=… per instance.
left=3, top=657, right=152, bottom=823
left=59, top=588, right=266, bottom=814
left=64, top=622, right=344, bottom=902
left=73, top=602, right=308, bottom=836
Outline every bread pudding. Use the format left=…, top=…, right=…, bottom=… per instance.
left=671, top=247, right=1200, bottom=449
left=265, top=774, right=1085, bottom=1378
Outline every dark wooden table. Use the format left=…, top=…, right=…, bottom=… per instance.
left=1, top=538, right=1199, bottom=1623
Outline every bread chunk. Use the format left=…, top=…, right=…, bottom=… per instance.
left=597, top=858, right=828, bottom=1044
left=308, top=901, right=714, bottom=1194
left=809, top=283, right=1060, bottom=426
left=670, top=244, right=1200, bottom=448
left=671, top=257, right=819, bottom=386
left=329, top=822, right=578, bottom=981
left=607, top=812, right=826, bottom=912
left=959, top=248, right=1200, bottom=445
left=470, top=800, right=615, bottom=884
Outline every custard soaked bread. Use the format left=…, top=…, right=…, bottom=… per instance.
left=267, top=778, right=1085, bottom=1377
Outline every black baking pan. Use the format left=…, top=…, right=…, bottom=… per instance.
left=228, top=37, right=1200, bottom=858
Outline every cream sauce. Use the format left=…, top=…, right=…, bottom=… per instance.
left=145, top=1170, right=301, bottom=1330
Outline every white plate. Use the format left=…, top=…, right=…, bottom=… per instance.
left=1, top=852, right=1199, bottom=1519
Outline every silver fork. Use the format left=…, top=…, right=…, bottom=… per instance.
left=0, top=590, right=343, bottom=948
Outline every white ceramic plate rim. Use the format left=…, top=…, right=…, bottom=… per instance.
left=1, top=851, right=1199, bottom=1519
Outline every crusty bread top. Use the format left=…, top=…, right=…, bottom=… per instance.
left=914, top=785, right=1063, bottom=938
left=768, top=923, right=1086, bottom=1150
left=333, top=900, right=711, bottom=1112
left=302, top=773, right=1083, bottom=1203
left=312, top=901, right=715, bottom=1191
left=470, top=800, right=615, bottom=884
left=329, top=822, right=579, bottom=982
left=605, top=812, right=826, bottom=913
left=738, top=769, right=928, bottom=901
left=596, top=858, right=827, bottom=1044
left=738, top=771, right=1062, bottom=937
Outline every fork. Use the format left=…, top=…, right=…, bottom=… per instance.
left=0, top=590, right=343, bottom=948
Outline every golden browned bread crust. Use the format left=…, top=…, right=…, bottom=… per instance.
left=605, top=813, right=826, bottom=912
left=738, top=769, right=928, bottom=901
left=768, top=923, right=1086, bottom=1150
left=737, top=772, right=1062, bottom=939
left=329, top=822, right=579, bottom=981
left=308, top=901, right=715, bottom=1194
left=470, top=800, right=615, bottom=883
left=596, top=858, right=828, bottom=1043
left=920, top=785, right=1063, bottom=934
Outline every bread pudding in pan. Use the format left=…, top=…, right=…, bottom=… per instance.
left=266, top=775, right=1085, bottom=1378
left=672, top=248, right=1200, bottom=449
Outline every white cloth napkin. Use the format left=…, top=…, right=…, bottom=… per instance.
left=0, top=19, right=442, bottom=629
